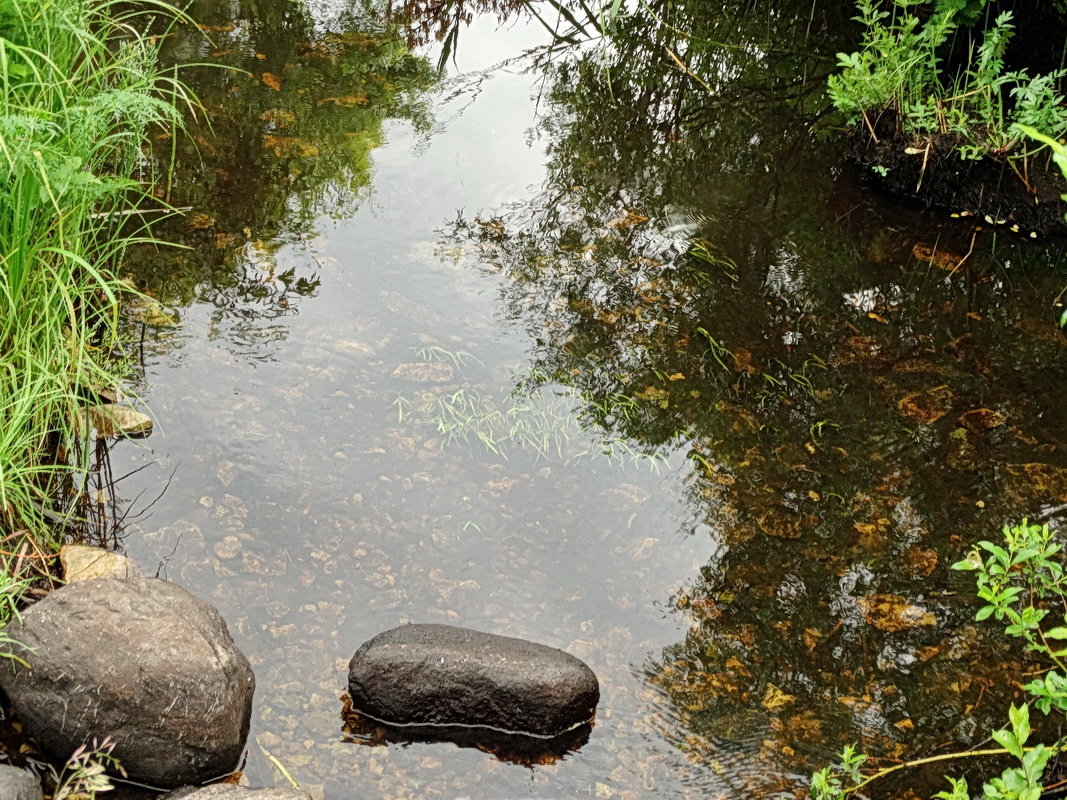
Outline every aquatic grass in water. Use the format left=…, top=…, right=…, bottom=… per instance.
left=396, top=348, right=674, bottom=470
left=0, top=0, right=191, bottom=563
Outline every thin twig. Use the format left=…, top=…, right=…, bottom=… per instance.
left=88, top=206, right=191, bottom=219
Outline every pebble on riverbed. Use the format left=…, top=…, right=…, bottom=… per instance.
left=167, top=786, right=311, bottom=799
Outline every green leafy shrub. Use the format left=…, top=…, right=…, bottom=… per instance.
left=830, top=0, right=1067, bottom=169
left=810, top=520, right=1067, bottom=799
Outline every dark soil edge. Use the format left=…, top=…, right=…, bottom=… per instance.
left=849, top=121, right=1067, bottom=237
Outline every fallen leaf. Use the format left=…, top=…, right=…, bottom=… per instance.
left=635, top=385, right=670, bottom=408
left=262, top=135, right=320, bottom=158
left=897, top=385, right=954, bottom=423
left=316, top=94, right=369, bottom=107
left=605, top=209, right=649, bottom=229
left=912, top=243, right=966, bottom=272
left=260, top=108, right=298, bottom=126
left=859, top=594, right=936, bottom=632
left=761, top=684, right=796, bottom=711
left=958, top=407, right=1007, bottom=432
left=732, top=348, right=758, bottom=375
left=261, top=72, right=283, bottom=90
left=757, top=507, right=803, bottom=539
left=904, top=547, right=938, bottom=577
left=186, top=212, right=215, bottom=230
left=1009, top=463, right=1067, bottom=501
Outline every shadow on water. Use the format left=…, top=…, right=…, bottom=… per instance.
left=14, top=0, right=1063, bottom=797
left=341, top=699, right=594, bottom=766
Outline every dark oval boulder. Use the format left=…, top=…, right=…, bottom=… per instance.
left=0, top=577, right=255, bottom=789
left=347, top=623, right=599, bottom=738
left=0, top=765, right=43, bottom=800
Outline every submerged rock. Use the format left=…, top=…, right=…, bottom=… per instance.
left=390, top=362, right=454, bottom=383
left=59, top=544, right=137, bottom=583
left=897, top=385, right=954, bottom=424
left=958, top=407, right=1007, bottom=432
left=0, top=765, right=43, bottom=800
left=347, top=623, right=599, bottom=738
left=168, top=787, right=310, bottom=799
left=75, top=403, right=153, bottom=438
left=0, top=577, right=254, bottom=789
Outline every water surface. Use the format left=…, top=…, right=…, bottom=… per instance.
left=99, top=0, right=1067, bottom=796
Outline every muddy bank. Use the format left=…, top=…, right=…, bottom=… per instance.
left=850, top=122, right=1067, bottom=236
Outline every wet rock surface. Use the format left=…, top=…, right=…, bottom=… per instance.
left=0, top=577, right=255, bottom=789
left=347, top=623, right=599, bottom=738
left=0, top=765, right=43, bottom=800
left=60, top=544, right=138, bottom=582
left=168, top=786, right=311, bottom=799
left=78, top=403, right=154, bottom=438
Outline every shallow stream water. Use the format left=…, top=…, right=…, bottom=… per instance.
left=82, top=0, right=1067, bottom=796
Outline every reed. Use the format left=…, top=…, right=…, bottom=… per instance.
left=0, top=0, right=190, bottom=578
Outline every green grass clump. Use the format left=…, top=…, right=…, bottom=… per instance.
left=830, top=0, right=1067, bottom=172
left=0, top=0, right=189, bottom=575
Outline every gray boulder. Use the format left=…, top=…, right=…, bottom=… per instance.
left=347, top=624, right=599, bottom=738
left=0, top=578, right=254, bottom=789
left=168, top=787, right=310, bottom=799
left=0, top=766, right=43, bottom=800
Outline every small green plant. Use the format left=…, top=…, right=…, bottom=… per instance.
left=52, top=737, right=125, bottom=799
left=955, top=520, right=1067, bottom=715
left=412, top=345, right=484, bottom=368
left=0, top=562, right=31, bottom=667
left=809, top=744, right=867, bottom=799
left=810, top=704, right=1053, bottom=799
left=809, top=520, right=1067, bottom=799
left=404, top=383, right=669, bottom=469
left=1015, top=125, right=1067, bottom=181
left=830, top=0, right=1067, bottom=177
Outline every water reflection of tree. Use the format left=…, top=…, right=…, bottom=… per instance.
left=390, top=0, right=529, bottom=65
left=446, top=0, right=1067, bottom=793
left=128, top=0, right=437, bottom=319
